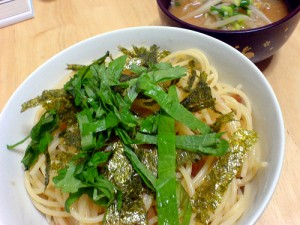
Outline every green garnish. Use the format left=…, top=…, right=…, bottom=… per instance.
left=156, top=110, right=179, bottom=225
left=210, top=0, right=254, bottom=29
left=135, top=132, right=228, bottom=156
left=8, top=45, right=232, bottom=223
left=7, top=110, right=59, bottom=170
left=53, top=150, right=117, bottom=212
left=20, top=89, right=80, bottom=149
left=137, top=76, right=211, bottom=134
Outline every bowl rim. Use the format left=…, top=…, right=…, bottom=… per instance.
left=157, top=0, right=300, bottom=34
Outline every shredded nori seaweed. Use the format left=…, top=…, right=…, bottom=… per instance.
left=21, top=89, right=80, bottom=149
left=105, top=197, right=147, bottom=225
left=176, top=149, right=202, bottom=167
left=181, top=71, right=216, bottom=112
left=191, top=129, right=258, bottom=224
left=211, top=111, right=236, bottom=132
left=119, top=44, right=170, bottom=68
left=133, top=144, right=158, bottom=177
left=105, top=142, right=148, bottom=225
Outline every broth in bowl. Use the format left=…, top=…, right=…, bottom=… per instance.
left=169, top=0, right=289, bottom=30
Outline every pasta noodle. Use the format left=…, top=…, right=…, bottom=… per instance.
left=24, top=47, right=264, bottom=225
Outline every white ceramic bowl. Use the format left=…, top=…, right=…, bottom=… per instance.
left=0, top=26, right=284, bottom=225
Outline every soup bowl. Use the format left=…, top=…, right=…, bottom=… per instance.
left=157, top=0, right=300, bottom=63
left=0, top=26, right=284, bottom=224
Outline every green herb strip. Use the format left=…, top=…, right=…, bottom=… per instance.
left=18, top=110, right=58, bottom=170
left=135, top=132, right=228, bottom=157
left=53, top=151, right=116, bottom=212
left=138, top=78, right=211, bottom=134
left=156, top=112, right=179, bottom=225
